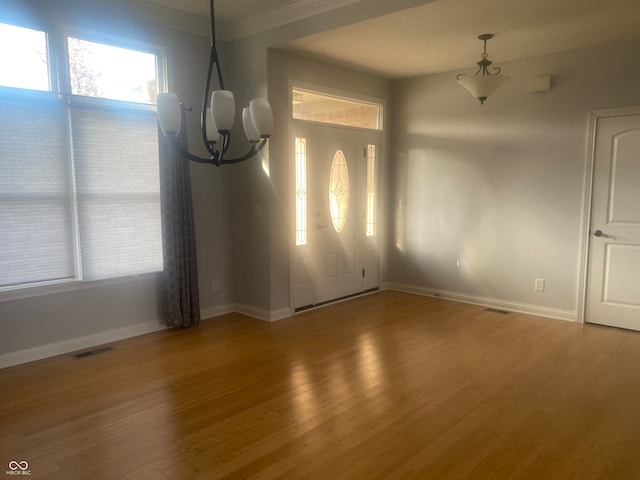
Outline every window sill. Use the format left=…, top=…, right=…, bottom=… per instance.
left=0, top=272, right=162, bottom=303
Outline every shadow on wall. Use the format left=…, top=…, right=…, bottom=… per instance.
left=390, top=126, right=568, bottom=301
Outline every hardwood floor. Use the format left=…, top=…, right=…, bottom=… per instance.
left=2, top=291, right=640, bottom=479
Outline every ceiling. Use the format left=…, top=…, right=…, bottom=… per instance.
left=134, top=0, right=640, bottom=79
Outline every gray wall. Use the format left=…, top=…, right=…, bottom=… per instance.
left=388, top=39, right=640, bottom=317
left=224, top=33, right=273, bottom=315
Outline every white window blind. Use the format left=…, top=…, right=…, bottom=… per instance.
left=0, top=91, right=163, bottom=289
left=0, top=90, right=76, bottom=288
left=0, top=23, right=165, bottom=292
left=71, top=101, right=163, bottom=281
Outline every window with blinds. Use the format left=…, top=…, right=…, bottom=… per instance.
left=0, top=23, right=164, bottom=292
left=71, top=101, right=163, bottom=282
left=0, top=91, right=76, bottom=287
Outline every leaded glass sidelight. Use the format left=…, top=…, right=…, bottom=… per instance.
left=366, top=144, right=376, bottom=237
left=295, top=137, right=307, bottom=245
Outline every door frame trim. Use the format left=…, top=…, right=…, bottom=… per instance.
left=287, top=81, right=387, bottom=315
left=578, top=105, right=640, bottom=324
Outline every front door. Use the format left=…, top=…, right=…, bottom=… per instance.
left=292, top=124, right=380, bottom=309
left=586, top=110, right=640, bottom=330
left=313, top=125, right=363, bottom=304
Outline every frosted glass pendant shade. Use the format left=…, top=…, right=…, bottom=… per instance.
left=242, top=107, right=260, bottom=143
left=457, top=74, right=509, bottom=104
left=156, top=93, right=181, bottom=136
left=211, top=90, right=235, bottom=133
left=249, top=98, right=273, bottom=138
left=205, top=108, right=218, bottom=142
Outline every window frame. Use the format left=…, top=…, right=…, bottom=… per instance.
left=62, top=27, right=167, bottom=104
left=290, top=82, right=384, bottom=132
left=0, top=20, right=168, bottom=300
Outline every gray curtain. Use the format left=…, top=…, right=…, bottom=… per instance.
left=158, top=117, right=200, bottom=327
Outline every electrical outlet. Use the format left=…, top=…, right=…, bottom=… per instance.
left=535, top=278, right=545, bottom=292
left=212, top=278, right=220, bottom=292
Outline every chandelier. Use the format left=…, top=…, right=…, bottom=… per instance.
left=456, top=34, right=509, bottom=105
left=156, top=0, right=273, bottom=165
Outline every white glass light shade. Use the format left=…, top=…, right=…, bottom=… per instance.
left=249, top=98, right=273, bottom=138
left=242, top=107, right=260, bottom=143
left=205, top=108, right=218, bottom=142
left=457, top=74, right=510, bottom=104
left=156, top=93, right=181, bottom=136
left=211, top=90, right=235, bottom=133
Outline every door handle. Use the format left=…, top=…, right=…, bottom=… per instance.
left=316, top=224, right=328, bottom=229
left=593, top=229, right=615, bottom=239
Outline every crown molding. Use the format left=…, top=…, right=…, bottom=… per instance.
left=217, top=0, right=363, bottom=41
left=126, top=0, right=211, bottom=37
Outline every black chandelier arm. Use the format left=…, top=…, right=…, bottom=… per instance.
left=218, top=139, right=268, bottom=165
left=166, top=136, right=217, bottom=165
left=200, top=45, right=221, bottom=157
left=221, top=132, right=232, bottom=157
left=212, top=44, right=225, bottom=90
left=207, top=0, right=224, bottom=91
left=209, top=0, right=217, bottom=49
left=164, top=136, right=267, bottom=166
left=200, top=0, right=226, bottom=158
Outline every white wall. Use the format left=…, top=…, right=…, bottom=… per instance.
left=388, top=39, right=640, bottom=319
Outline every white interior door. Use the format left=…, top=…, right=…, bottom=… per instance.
left=586, top=111, right=640, bottom=330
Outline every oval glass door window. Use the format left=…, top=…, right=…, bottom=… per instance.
left=329, top=149, right=349, bottom=232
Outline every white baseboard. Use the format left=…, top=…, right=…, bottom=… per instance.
left=233, top=303, right=291, bottom=322
left=389, top=283, right=577, bottom=322
left=0, top=320, right=168, bottom=369
left=0, top=287, right=577, bottom=369
left=0, top=302, right=294, bottom=369
left=200, top=304, right=234, bottom=320
left=269, top=307, right=292, bottom=322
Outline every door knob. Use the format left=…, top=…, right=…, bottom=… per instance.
left=593, top=229, right=614, bottom=239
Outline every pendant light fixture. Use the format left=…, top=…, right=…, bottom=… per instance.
left=156, top=0, right=273, bottom=165
left=456, top=34, right=509, bottom=105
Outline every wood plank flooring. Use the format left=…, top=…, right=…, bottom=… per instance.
left=2, top=291, right=640, bottom=479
